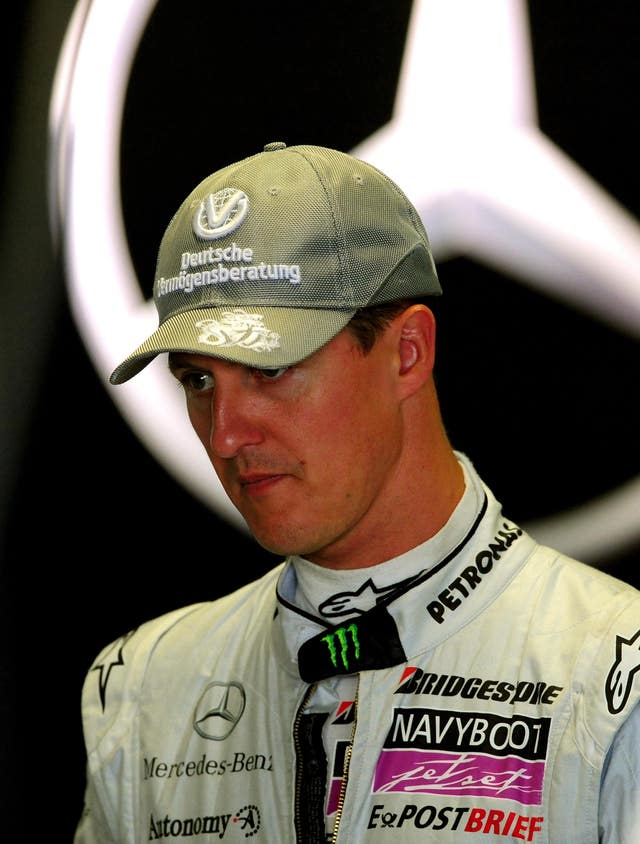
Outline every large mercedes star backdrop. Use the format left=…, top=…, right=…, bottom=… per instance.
left=2, top=0, right=638, bottom=836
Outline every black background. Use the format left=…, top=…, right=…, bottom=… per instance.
left=1, top=1, right=639, bottom=838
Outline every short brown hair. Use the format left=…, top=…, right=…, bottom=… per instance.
left=346, top=299, right=417, bottom=353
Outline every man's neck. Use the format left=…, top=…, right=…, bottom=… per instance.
left=306, top=444, right=465, bottom=570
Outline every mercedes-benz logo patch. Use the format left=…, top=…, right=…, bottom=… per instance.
left=193, top=680, right=246, bottom=740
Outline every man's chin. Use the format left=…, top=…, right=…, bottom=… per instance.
left=244, top=519, right=316, bottom=559
left=250, top=531, right=302, bottom=558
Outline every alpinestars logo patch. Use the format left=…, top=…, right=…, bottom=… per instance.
left=605, top=627, right=640, bottom=714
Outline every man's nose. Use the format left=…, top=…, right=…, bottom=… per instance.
left=208, top=382, right=264, bottom=459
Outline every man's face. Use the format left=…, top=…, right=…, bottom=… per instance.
left=169, top=324, right=406, bottom=568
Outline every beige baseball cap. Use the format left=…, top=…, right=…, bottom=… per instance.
left=110, top=141, right=441, bottom=385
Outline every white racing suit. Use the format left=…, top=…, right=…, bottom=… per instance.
left=74, top=454, right=640, bottom=843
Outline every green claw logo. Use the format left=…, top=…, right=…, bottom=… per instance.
left=322, top=624, right=361, bottom=670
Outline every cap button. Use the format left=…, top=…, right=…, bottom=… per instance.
left=263, top=141, right=287, bottom=152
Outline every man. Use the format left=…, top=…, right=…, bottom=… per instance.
left=75, top=142, right=640, bottom=843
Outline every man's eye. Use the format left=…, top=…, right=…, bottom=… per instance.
left=182, top=371, right=214, bottom=392
left=255, top=367, right=290, bottom=381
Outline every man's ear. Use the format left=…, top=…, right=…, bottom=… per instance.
left=396, top=304, right=436, bottom=395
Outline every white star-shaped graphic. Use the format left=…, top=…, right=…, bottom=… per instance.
left=354, top=1, right=640, bottom=336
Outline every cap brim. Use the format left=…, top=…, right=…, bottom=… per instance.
left=109, top=305, right=356, bottom=384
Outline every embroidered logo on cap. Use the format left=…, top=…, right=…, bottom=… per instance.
left=196, top=309, right=280, bottom=352
left=193, top=188, right=249, bottom=240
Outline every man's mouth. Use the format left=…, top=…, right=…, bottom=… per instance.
left=238, top=472, right=287, bottom=494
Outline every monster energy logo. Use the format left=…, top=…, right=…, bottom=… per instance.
left=322, top=624, right=361, bottom=670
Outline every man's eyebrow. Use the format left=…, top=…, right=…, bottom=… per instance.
left=167, top=353, right=193, bottom=372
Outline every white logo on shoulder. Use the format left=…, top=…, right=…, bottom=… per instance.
left=193, top=188, right=249, bottom=240
left=196, top=309, right=281, bottom=353
left=605, top=627, right=640, bottom=714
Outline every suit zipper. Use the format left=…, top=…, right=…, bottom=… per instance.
left=294, top=681, right=359, bottom=843
left=330, top=684, right=358, bottom=844
left=294, top=683, right=318, bottom=843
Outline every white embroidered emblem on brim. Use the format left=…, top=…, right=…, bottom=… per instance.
left=196, top=309, right=281, bottom=352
